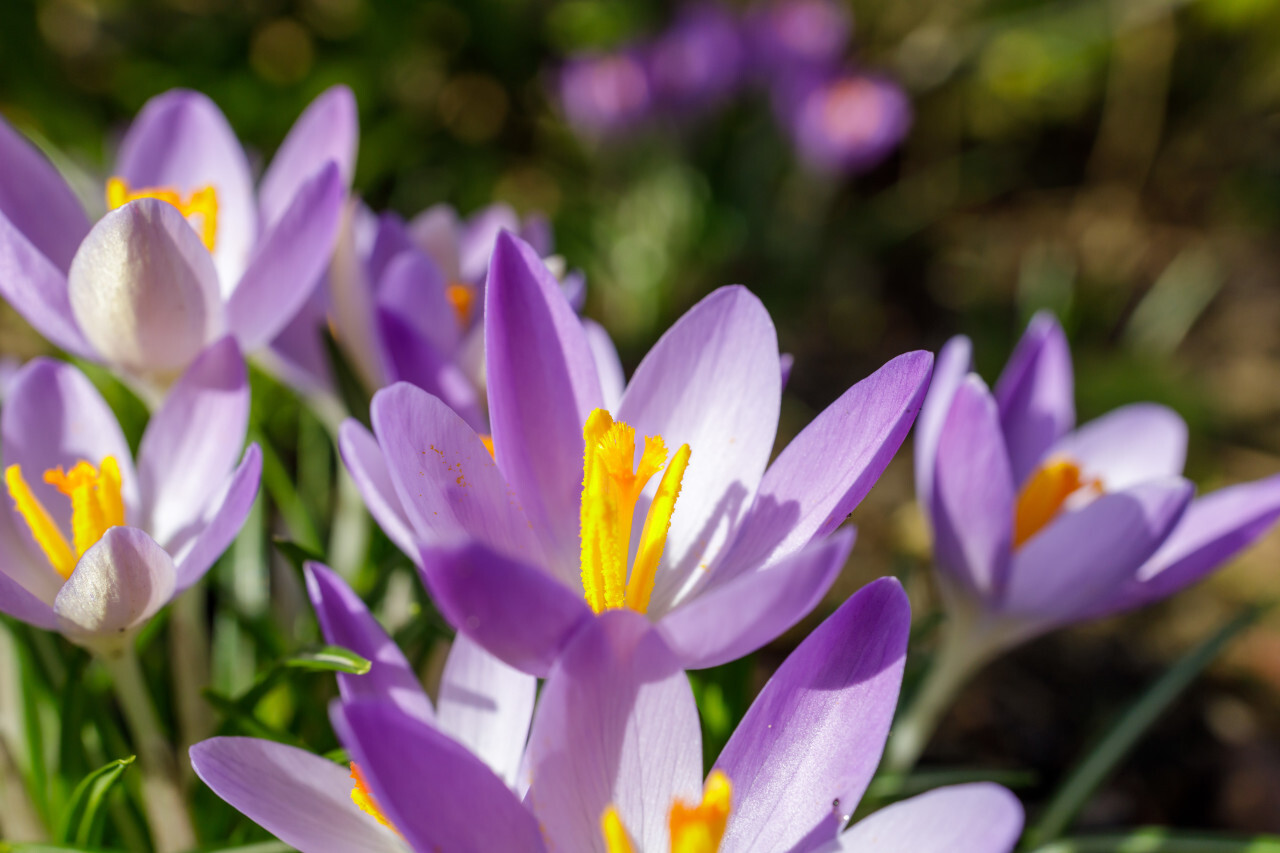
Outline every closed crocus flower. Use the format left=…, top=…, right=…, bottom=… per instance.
left=745, top=0, right=853, bottom=78
left=0, top=86, right=355, bottom=393
left=558, top=51, right=655, bottom=138
left=300, top=579, right=1022, bottom=853
left=781, top=71, right=912, bottom=174
left=340, top=231, right=932, bottom=677
left=647, top=4, right=746, bottom=117
left=887, top=311, right=1280, bottom=772
left=0, top=339, right=260, bottom=657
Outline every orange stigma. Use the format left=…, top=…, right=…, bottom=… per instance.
left=349, top=762, right=396, bottom=831
left=1012, top=457, right=1099, bottom=549
left=446, top=283, right=475, bottom=327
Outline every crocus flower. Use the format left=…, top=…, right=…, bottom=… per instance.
left=0, top=339, right=261, bottom=656
left=191, top=560, right=535, bottom=852
left=746, top=0, right=853, bottom=79
left=647, top=5, right=745, bottom=117
left=781, top=72, right=912, bottom=174
left=0, top=86, right=355, bottom=392
left=341, top=231, right=932, bottom=676
left=317, top=578, right=1023, bottom=852
left=558, top=51, right=655, bottom=137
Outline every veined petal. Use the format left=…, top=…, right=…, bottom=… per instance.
left=834, top=783, right=1023, bottom=853
left=1049, top=403, right=1187, bottom=491
left=914, top=335, right=972, bottom=512
left=994, top=312, right=1074, bottom=485
left=338, top=420, right=420, bottom=562
left=259, top=85, right=358, bottom=229
left=0, top=115, right=89, bottom=273
left=583, top=319, right=626, bottom=415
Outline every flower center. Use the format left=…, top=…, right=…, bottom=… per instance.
left=579, top=409, right=690, bottom=615
left=1012, top=457, right=1100, bottom=549
left=349, top=762, right=397, bottom=832
left=602, top=771, right=732, bottom=853
left=446, top=282, right=475, bottom=327
left=4, top=457, right=125, bottom=580
left=106, top=177, right=219, bottom=252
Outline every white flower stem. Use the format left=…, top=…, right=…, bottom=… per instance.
left=101, top=649, right=197, bottom=853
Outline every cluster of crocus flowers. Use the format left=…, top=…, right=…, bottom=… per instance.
left=0, top=86, right=354, bottom=395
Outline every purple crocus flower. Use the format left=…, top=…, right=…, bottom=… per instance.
left=745, top=0, right=853, bottom=79
left=340, top=231, right=932, bottom=676
left=558, top=51, right=655, bottom=137
left=781, top=72, right=912, bottom=175
left=0, top=87, right=355, bottom=392
left=647, top=4, right=746, bottom=117
left=280, top=578, right=1020, bottom=852
left=0, top=340, right=261, bottom=656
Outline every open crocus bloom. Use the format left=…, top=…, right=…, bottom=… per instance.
left=0, top=339, right=261, bottom=656
left=316, top=578, right=1022, bottom=852
left=0, top=86, right=355, bottom=391
left=190, top=561, right=535, bottom=853
left=340, top=231, right=932, bottom=675
left=915, top=312, right=1280, bottom=650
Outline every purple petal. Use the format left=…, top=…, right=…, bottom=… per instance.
left=0, top=490, right=64, bottom=607
left=836, top=783, right=1023, bottom=853
left=172, top=444, right=262, bottom=592
left=409, top=205, right=462, bottom=282
left=0, top=559, right=59, bottom=629
left=366, top=212, right=417, bottom=286
left=616, top=286, right=781, bottom=612
left=67, top=199, right=224, bottom=377
left=993, top=312, right=1074, bottom=485
left=914, top=335, right=973, bottom=512
left=190, top=737, right=404, bottom=853
left=1050, top=403, right=1187, bottom=491
left=54, top=527, right=175, bottom=647
left=437, top=632, right=536, bottom=787
left=418, top=541, right=592, bottom=678
left=329, top=203, right=388, bottom=390
left=338, top=420, right=419, bottom=562
left=0, top=116, right=89, bottom=273
left=116, top=89, right=257, bottom=288
left=137, top=337, right=248, bottom=548
left=460, top=204, right=521, bottom=284
left=333, top=699, right=547, bottom=852
left=370, top=383, right=539, bottom=560
left=375, top=249, right=458, bottom=355
left=305, top=562, right=434, bottom=724
left=259, top=86, right=358, bottom=229
left=485, top=231, right=604, bottom=565
left=378, top=309, right=485, bottom=432
left=583, top=318, right=626, bottom=412
left=263, top=285, right=333, bottom=395
left=0, top=211, right=93, bottom=357
left=659, top=528, right=855, bottom=670
left=226, top=162, right=344, bottom=350
left=930, top=376, right=1014, bottom=602
left=715, top=577, right=910, bottom=853
left=718, top=351, right=931, bottom=579
left=527, top=609, right=702, bottom=853
left=1001, top=478, right=1194, bottom=625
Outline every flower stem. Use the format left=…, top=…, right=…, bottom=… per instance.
left=101, top=649, right=197, bottom=853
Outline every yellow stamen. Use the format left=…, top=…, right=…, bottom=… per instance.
left=670, top=771, right=732, bottom=853
left=579, top=409, right=689, bottom=615
left=446, top=283, right=475, bottom=327
left=5, top=457, right=126, bottom=580
left=1012, top=457, right=1097, bottom=549
left=106, top=176, right=219, bottom=252
left=602, top=806, right=636, bottom=853
left=479, top=434, right=495, bottom=459
left=349, top=762, right=397, bottom=831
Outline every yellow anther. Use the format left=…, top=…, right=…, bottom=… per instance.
left=106, top=176, right=219, bottom=252
left=446, top=283, right=475, bottom=327
left=479, top=434, right=495, bottom=459
left=5, top=457, right=125, bottom=580
left=580, top=409, right=689, bottom=615
left=602, top=806, right=636, bottom=853
left=349, top=763, right=397, bottom=832
left=1013, top=457, right=1098, bottom=549
left=670, top=771, right=732, bottom=853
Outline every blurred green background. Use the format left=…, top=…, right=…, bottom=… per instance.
left=4, top=0, right=1280, bottom=839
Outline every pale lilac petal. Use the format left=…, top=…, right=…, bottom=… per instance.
left=583, top=319, right=625, bottom=412
left=836, top=783, right=1023, bottom=853
left=117, top=89, right=257, bottom=288
left=0, top=116, right=89, bottom=273
left=338, top=420, right=419, bottom=561
left=1001, top=478, right=1194, bottom=625
left=914, top=336, right=972, bottom=511
left=518, top=212, right=554, bottom=258
left=658, top=529, right=855, bottom=670
left=717, top=351, right=931, bottom=579
left=54, top=527, right=175, bottom=646
left=0, top=493, right=63, bottom=606
left=68, top=199, right=223, bottom=377
left=305, top=562, right=435, bottom=724
left=330, top=202, right=387, bottom=390
left=259, top=85, right=358, bottom=228
left=366, top=213, right=417, bottom=287
left=437, top=632, right=536, bottom=787
left=527, top=609, right=702, bottom=853
left=333, top=699, right=547, bottom=852
left=930, top=376, right=1014, bottom=602
left=461, top=204, right=520, bottom=284
left=1050, top=403, right=1187, bottom=491
left=994, top=312, right=1074, bottom=485
left=485, top=232, right=604, bottom=568
left=617, top=286, right=781, bottom=611
left=226, top=162, right=344, bottom=349
left=371, top=383, right=539, bottom=559
left=191, top=737, right=405, bottom=853
left=137, top=337, right=248, bottom=547
left=0, top=211, right=93, bottom=357
left=715, top=577, right=910, bottom=853
left=0, top=566, right=58, bottom=629
left=2, top=358, right=140, bottom=525
left=264, top=286, right=332, bottom=394
left=419, top=542, right=593, bottom=678
left=375, top=249, right=458, bottom=355
left=409, top=205, right=462, bottom=282
left=172, top=444, right=262, bottom=592
left=378, top=309, right=485, bottom=431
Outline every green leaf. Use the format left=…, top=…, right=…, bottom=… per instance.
left=323, top=328, right=372, bottom=429
left=1025, top=605, right=1266, bottom=848
left=283, top=645, right=372, bottom=675
left=272, top=537, right=327, bottom=575
left=55, top=756, right=134, bottom=847
left=1028, top=827, right=1280, bottom=852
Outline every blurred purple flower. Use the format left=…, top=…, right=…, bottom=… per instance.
left=647, top=4, right=746, bottom=116
left=0, top=87, right=355, bottom=391
left=784, top=73, right=913, bottom=174
left=746, top=0, right=853, bottom=78
left=0, top=340, right=260, bottom=656
left=558, top=51, right=655, bottom=137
